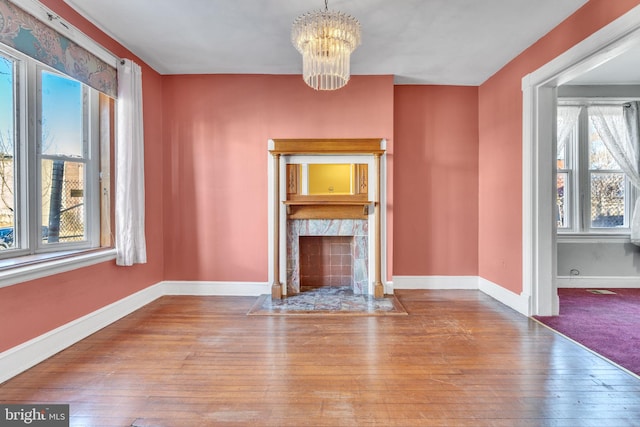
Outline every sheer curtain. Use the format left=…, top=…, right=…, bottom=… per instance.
left=115, top=59, right=147, bottom=265
left=557, top=106, right=582, bottom=157
left=590, top=103, right=640, bottom=244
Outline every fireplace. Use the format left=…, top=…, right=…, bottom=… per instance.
left=287, top=219, right=368, bottom=294
left=268, top=139, right=386, bottom=299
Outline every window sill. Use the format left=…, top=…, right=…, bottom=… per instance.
left=0, top=248, right=117, bottom=289
left=557, top=233, right=630, bottom=244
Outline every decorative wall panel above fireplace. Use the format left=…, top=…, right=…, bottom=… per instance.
left=280, top=143, right=373, bottom=220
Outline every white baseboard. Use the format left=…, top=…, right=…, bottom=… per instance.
left=0, top=282, right=164, bottom=384
left=478, top=277, right=530, bottom=316
left=393, top=275, right=479, bottom=289
left=393, top=275, right=530, bottom=316
left=162, top=281, right=270, bottom=296
left=557, top=276, right=640, bottom=288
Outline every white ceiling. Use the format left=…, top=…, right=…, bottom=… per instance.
left=63, top=0, right=591, bottom=85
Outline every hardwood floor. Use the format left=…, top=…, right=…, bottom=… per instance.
left=2, top=289, right=640, bottom=426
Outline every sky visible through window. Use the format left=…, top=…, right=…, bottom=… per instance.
left=41, top=71, right=83, bottom=157
left=0, top=58, right=83, bottom=158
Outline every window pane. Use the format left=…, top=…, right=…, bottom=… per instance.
left=41, top=160, right=85, bottom=243
left=557, top=172, right=568, bottom=228
left=41, top=71, right=83, bottom=157
left=0, top=55, right=16, bottom=250
left=590, top=172, right=625, bottom=228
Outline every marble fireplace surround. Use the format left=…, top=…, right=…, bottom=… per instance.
left=287, top=219, right=368, bottom=294
left=268, top=139, right=387, bottom=299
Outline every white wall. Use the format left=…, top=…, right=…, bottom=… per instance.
left=557, top=239, right=640, bottom=277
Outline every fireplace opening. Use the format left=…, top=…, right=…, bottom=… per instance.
left=286, top=219, right=369, bottom=295
left=299, top=236, right=353, bottom=291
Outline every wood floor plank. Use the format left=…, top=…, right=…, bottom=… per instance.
left=1, top=289, right=640, bottom=426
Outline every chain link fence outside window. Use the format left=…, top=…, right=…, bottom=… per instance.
left=591, top=172, right=624, bottom=228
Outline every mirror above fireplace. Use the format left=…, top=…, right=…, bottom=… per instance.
left=308, top=164, right=357, bottom=195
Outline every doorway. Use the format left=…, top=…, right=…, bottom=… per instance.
left=523, top=6, right=640, bottom=315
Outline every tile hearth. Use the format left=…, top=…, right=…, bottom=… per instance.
left=247, top=286, right=407, bottom=316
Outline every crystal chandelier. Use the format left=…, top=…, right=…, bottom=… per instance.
left=291, top=0, right=361, bottom=91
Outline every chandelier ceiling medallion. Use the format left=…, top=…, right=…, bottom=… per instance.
left=291, top=0, right=361, bottom=91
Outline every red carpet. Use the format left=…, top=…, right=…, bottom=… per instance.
left=534, top=288, right=640, bottom=376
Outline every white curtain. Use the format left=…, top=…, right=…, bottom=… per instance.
left=556, top=106, right=582, bottom=157
left=115, top=59, right=147, bottom=265
left=624, top=102, right=640, bottom=245
left=589, top=103, right=640, bottom=245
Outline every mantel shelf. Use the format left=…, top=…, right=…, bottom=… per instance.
left=283, top=200, right=375, bottom=220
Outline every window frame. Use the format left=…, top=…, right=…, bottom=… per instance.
left=35, top=65, right=101, bottom=253
left=557, top=102, right=636, bottom=236
left=0, top=44, right=109, bottom=265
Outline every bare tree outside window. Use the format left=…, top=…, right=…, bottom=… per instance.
left=0, top=131, right=14, bottom=228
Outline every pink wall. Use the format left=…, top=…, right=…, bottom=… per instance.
left=478, top=0, right=640, bottom=293
left=0, top=0, right=164, bottom=353
left=5, top=0, right=640, bottom=355
left=393, top=86, right=479, bottom=276
left=162, top=75, right=395, bottom=282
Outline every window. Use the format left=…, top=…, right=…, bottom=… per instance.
left=557, top=104, right=633, bottom=234
left=0, top=46, right=111, bottom=261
